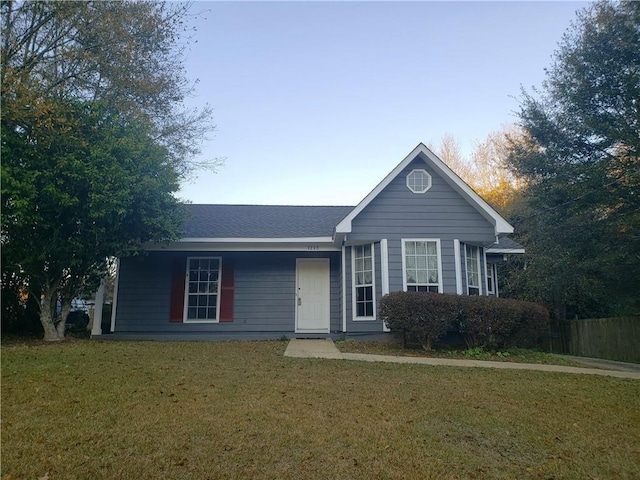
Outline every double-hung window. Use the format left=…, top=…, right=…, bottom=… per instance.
left=465, top=245, right=481, bottom=296
left=486, top=263, right=497, bottom=295
left=185, top=257, right=221, bottom=322
left=402, top=240, right=441, bottom=293
left=353, top=244, right=375, bottom=319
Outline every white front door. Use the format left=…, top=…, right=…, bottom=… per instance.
left=295, top=259, right=330, bottom=333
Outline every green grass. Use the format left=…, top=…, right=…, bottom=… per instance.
left=336, top=339, right=588, bottom=367
left=2, top=339, right=639, bottom=479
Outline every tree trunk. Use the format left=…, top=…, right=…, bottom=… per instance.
left=55, top=299, right=70, bottom=340
left=40, top=300, right=62, bottom=341
left=39, top=284, right=64, bottom=341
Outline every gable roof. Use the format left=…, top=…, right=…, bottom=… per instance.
left=335, top=143, right=514, bottom=237
left=181, top=204, right=353, bottom=240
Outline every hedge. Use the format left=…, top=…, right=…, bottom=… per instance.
left=379, top=292, right=549, bottom=350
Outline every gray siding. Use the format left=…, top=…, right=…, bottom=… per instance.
left=348, top=157, right=496, bottom=295
left=114, top=251, right=341, bottom=334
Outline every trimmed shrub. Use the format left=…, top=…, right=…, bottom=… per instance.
left=379, top=291, right=456, bottom=350
left=380, top=292, right=550, bottom=350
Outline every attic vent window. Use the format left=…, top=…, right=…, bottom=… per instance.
left=406, top=169, right=431, bottom=194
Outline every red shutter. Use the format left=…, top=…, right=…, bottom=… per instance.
left=169, top=259, right=186, bottom=322
left=219, top=258, right=235, bottom=322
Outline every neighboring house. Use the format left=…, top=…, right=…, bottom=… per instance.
left=107, top=144, right=523, bottom=339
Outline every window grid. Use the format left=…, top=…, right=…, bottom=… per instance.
left=404, top=240, right=440, bottom=293
left=354, top=244, right=375, bottom=318
left=466, top=245, right=481, bottom=296
left=406, top=169, right=432, bottom=194
left=186, top=257, right=221, bottom=321
left=487, top=263, right=496, bottom=294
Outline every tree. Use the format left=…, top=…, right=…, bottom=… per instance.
left=470, top=125, right=527, bottom=214
left=1, top=1, right=215, bottom=339
left=2, top=99, right=185, bottom=340
left=1, top=0, right=216, bottom=176
left=429, top=133, right=475, bottom=185
left=503, top=0, right=640, bottom=318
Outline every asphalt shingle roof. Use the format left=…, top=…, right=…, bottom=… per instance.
left=181, top=204, right=355, bottom=239
left=486, top=237, right=525, bottom=251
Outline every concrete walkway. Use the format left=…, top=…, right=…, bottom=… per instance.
left=284, top=339, right=640, bottom=380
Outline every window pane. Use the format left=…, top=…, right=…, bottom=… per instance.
left=406, top=241, right=416, bottom=255
left=364, top=257, right=372, bottom=272
left=416, top=242, right=426, bottom=255
left=187, top=307, right=196, bottom=319
left=197, top=307, right=207, bottom=318
left=364, top=286, right=372, bottom=301
left=365, top=302, right=373, bottom=317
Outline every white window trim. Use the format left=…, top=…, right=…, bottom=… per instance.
left=401, top=239, right=443, bottom=293
left=352, top=243, right=376, bottom=320
left=464, top=245, right=482, bottom=295
left=406, top=169, right=432, bottom=194
left=380, top=239, right=390, bottom=332
left=183, top=256, right=222, bottom=323
left=453, top=239, right=463, bottom=295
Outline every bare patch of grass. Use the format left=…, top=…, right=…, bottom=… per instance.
left=336, top=339, right=587, bottom=367
left=2, top=340, right=639, bottom=479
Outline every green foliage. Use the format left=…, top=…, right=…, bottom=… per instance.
left=457, top=295, right=550, bottom=349
left=503, top=1, right=640, bottom=318
left=380, top=292, right=550, bottom=350
left=379, top=291, right=455, bottom=350
left=1, top=0, right=214, bottom=339
left=1, top=98, right=185, bottom=339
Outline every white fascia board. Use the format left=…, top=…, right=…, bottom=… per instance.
left=178, top=237, right=334, bottom=244
left=335, top=144, right=426, bottom=234
left=144, top=237, right=339, bottom=252
left=422, top=146, right=514, bottom=235
left=335, top=143, right=514, bottom=236
left=486, top=248, right=525, bottom=254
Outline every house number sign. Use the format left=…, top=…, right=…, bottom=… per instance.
left=307, top=245, right=320, bottom=251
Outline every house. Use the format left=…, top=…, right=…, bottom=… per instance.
left=105, top=143, right=522, bottom=339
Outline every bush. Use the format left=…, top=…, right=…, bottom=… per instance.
left=380, top=292, right=456, bottom=350
left=380, top=292, right=549, bottom=350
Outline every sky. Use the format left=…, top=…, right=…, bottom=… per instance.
left=178, top=1, right=590, bottom=206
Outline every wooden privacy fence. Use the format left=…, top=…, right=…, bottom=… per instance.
left=564, top=316, right=640, bottom=363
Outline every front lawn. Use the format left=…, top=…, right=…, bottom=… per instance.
left=2, top=339, right=639, bottom=479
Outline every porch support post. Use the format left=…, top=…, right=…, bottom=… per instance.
left=110, top=258, right=121, bottom=333
left=91, top=280, right=105, bottom=336
left=454, top=239, right=463, bottom=295
left=341, top=245, right=347, bottom=333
